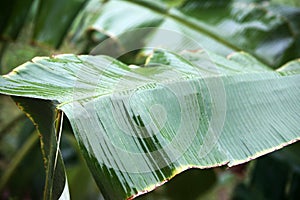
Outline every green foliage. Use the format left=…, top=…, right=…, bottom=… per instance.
left=0, top=0, right=300, bottom=199
left=1, top=50, right=300, bottom=199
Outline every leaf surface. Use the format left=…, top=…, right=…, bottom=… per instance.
left=81, top=0, right=300, bottom=68
left=0, top=50, right=299, bottom=199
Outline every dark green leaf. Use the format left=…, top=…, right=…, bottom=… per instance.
left=33, top=0, right=88, bottom=48
left=12, top=97, right=69, bottom=200
left=82, top=0, right=300, bottom=68
left=0, top=0, right=34, bottom=40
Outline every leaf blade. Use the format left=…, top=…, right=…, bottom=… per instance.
left=84, top=0, right=300, bottom=68
left=0, top=51, right=300, bottom=199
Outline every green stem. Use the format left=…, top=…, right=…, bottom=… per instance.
left=53, top=111, right=64, bottom=175
left=123, top=0, right=241, bottom=52
left=0, top=131, right=38, bottom=191
left=123, top=0, right=269, bottom=66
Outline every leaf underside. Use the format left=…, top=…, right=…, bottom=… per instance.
left=12, top=97, right=68, bottom=200
left=0, top=50, right=299, bottom=199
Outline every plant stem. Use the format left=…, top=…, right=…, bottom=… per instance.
left=123, top=0, right=241, bottom=52
left=123, top=0, right=269, bottom=66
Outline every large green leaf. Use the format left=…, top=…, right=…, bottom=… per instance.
left=0, top=49, right=299, bottom=199
left=80, top=0, right=300, bottom=68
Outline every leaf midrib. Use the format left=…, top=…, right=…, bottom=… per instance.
left=120, top=0, right=299, bottom=68
left=121, top=0, right=241, bottom=51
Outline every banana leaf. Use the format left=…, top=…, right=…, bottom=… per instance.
left=0, top=49, right=299, bottom=199
left=77, top=0, right=300, bottom=68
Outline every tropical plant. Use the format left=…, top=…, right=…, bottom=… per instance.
left=0, top=0, right=300, bottom=199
